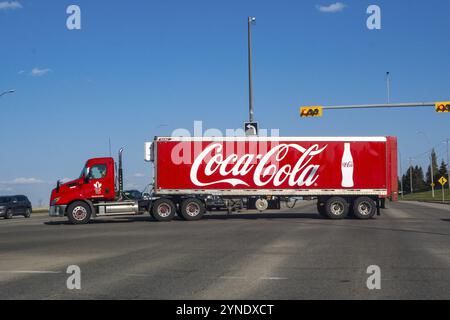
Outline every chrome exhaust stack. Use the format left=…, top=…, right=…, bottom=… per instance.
left=118, top=147, right=124, bottom=200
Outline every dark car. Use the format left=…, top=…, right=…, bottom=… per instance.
left=0, top=195, right=32, bottom=219
left=123, top=190, right=143, bottom=200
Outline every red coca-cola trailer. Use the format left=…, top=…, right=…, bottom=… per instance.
left=149, top=136, right=398, bottom=219
left=49, top=136, right=397, bottom=224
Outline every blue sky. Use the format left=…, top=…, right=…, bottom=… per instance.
left=1, top=0, right=449, bottom=205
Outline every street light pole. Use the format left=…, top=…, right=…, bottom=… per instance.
left=247, top=16, right=256, bottom=123
left=0, top=89, right=15, bottom=98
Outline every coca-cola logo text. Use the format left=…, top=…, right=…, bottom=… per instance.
left=190, top=143, right=327, bottom=187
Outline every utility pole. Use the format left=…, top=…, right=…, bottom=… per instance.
left=417, top=131, right=435, bottom=198
left=247, top=16, right=256, bottom=123
left=409, top=157, right=414, bottom=194
left=429, top=153, right=435, bottom=197
left=399, top=151, right=404, bottom=199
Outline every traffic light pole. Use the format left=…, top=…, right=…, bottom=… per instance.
left=446, top=139, right=450, bottom=192
left=322, top=102, right=435, bottom=110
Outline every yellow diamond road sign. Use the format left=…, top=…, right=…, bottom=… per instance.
left=439, top=176, right=448, bottom=186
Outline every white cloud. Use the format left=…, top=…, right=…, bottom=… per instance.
left=124, top=183, right=140, bottom=189
left=0, top=177, right=45, bottom=185
left=316, top=2, right=346, bottom=13
left=133, top=173, right=146, bottom=177
left=31, top=67, right=51, bottom=77
left=0, top=1, right=22, bottom=10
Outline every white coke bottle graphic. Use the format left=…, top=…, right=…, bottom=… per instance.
left=341, top=143, right=354, bottom=187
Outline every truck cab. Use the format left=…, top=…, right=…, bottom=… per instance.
left=49, top=149, right=150, bottom=224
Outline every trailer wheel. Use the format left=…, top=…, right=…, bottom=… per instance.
left=67, top=201, right=91, bottom=224
left=325, top=197, right=349, bottom=219
left=151, top=199, right=176, bottom=222
left=180, top=198, right=205, bottom=221
left=353, top=197, right=376, bottom=219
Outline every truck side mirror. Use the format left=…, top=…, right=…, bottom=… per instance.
left=84, top=167, right=90, bottom=184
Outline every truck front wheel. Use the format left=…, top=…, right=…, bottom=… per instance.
left=353, top=197, right=376, bottom=219
left=67, top=201, right=91, bottom=224
left=151, top=199, right=176, bottom=222
left=180, top=198, right=205, bottom=221
left=325, top=197, right=349, bottom=219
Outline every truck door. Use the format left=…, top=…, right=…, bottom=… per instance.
left=83, top=163, right=113, bottom=200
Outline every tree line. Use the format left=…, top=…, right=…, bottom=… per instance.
left=400, top=149, right=449, bottom=193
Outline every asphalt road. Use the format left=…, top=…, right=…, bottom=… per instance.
left=1, top=201, right=450, bottom=300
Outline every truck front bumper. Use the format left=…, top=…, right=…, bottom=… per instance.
left=49, top=205, right=67, bottom=217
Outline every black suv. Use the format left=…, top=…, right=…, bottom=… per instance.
left=0, top=195, right=32, bottom=219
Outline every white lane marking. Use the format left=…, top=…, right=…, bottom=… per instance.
left=126, top=273, right=153, bottom=277
left=219, top=276, right=246, bottom=280
left=0, top=270, right=62, bottom=274
left=218, top=276, right=288, bottom=281
left=260, top=277, right=288, bottom=280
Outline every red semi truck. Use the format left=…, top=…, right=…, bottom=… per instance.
left=49, top=136, right=398, bottom=224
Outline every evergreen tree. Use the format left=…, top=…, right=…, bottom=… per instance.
left=414, top=165, right=426, bottom=191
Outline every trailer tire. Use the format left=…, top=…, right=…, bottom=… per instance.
left=180, top=198, right=205, bottom=221
left=353, top=197, right=376, bottom=219
left=151, top=199, right=176, bottom=222
left=67, top=201, right=91, bottom=224
left=325, top=197, right=349, bottom=220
